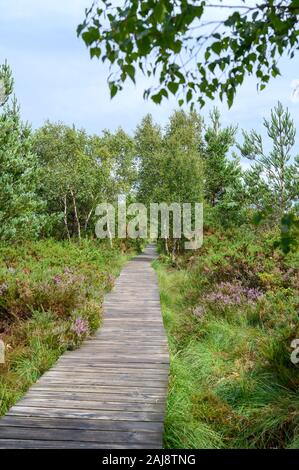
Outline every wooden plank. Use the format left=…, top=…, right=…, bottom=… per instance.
left=7, top=406, right=165, bottom=422
left=0, top=427, right=161, bottom=445
left=52, top=363, right=168, bottom=371
left=0, top=439, right=158, bottom=449
left=31, top=385, right=167, bottom=395
left=0, top=416, right=163, bottom=433
left=42, top=371, right=168, bottom=380
left=17, top=398, right=165, bottom=412
left=49, top=368, right=168, bottom=377
left=36, top=378, right=168, bottom=387
left=20, top=391, right=165, bottom=404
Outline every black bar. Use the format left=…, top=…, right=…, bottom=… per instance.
left=1, top=449, right=298, bottom=467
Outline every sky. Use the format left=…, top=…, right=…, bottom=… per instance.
left=0, top=0, right=299, bottom=166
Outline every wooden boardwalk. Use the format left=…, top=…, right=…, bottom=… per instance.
left=0, top=244, right=169, bottom=449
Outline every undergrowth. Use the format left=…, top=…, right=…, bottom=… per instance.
left=155, top=228, right=299, bottom=449
left=0, top=239, right=134, bottom=415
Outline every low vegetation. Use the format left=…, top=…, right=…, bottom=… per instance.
left=0, top=239, right=133, bottom=416
left=156, top=227, right=299, bottom=449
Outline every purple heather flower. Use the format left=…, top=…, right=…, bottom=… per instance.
left=246, top=287, right=263, bottom=301
left=204, top=281, right=263, bottom=306
left=71, top=317, right=89, bottom=337
left=53, top=274, right=62, bottom=285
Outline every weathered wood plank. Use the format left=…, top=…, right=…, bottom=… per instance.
left=0, top=439, right=158, bottom=449
left=7, top=406, right=165, bottom=422
left=31, top=385, right=166, bottom=395
left=17, top=398, right=165, bottom=412
left=20, top=391, right=166, bottom=404
left=0, top=427, right=161, bottom=445
left=0, top=416, right=163, bottom=432
left=36, top=378, right=168, bottom=388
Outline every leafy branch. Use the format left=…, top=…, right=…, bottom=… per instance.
left=78, top=0, right=299, bottom=108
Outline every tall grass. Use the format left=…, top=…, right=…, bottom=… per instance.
left=155, top=229, right=299, bottom=449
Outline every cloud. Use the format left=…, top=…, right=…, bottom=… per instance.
left=0, top=0, right=88, bottom=21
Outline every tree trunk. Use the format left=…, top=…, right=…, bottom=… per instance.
left=171, top=239, right=177, bottom=263
left=63, top=195, right=71, bottom=241
left=84, top=207, right=94, bottom=233
left=70, top=189, right=81, bottom=241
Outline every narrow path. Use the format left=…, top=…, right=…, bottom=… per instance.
left=0, top=244, right=169, bottom=449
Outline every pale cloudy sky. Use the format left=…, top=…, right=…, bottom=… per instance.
left=0, top=0, right=299, bottom=161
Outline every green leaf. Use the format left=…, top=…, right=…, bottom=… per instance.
left=271, top=65, right=280, bottom=78
left=77, top=22, right=86, bottom=37
left=90, top=47, right=101, bottom=59
left=82, top=27, right=99, bottom=46
left=205, top=50, right=211, bottom=61
left=124, top=64, right=136, bottom=83
left=152, top=93, right=162, bottom=104
left=167, top=81, right=179, bottom=94
left=211, top=42, right=222, bottom=56
left=109, top=83, right=118, bottom=98
left=171, top=41, right=182, bottom=54
left=186, top=89, right=192, bottom=103
left=227, top=88, right=235, bottom=108
left=153, top=2, right=166, bottom=22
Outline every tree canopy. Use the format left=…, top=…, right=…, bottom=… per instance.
left=238, top=101, right=297, bottom=217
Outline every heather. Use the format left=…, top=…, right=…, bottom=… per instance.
left=156, top=227, right=299, bottom=449
left=0, top=239, right=133, bottom=415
